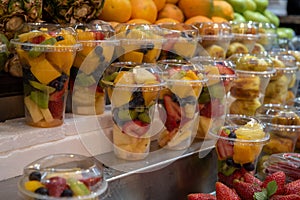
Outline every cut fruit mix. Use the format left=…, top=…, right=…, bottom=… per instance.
left=101, top=63, right=163, bottom=160
left=11, top=27, right=81, bottom=127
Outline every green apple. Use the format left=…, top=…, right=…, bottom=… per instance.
left=226, top=0, right=247, bottom=13
left=245, top=0, right=257, bottom=11
left=277, top=27, right=295, bottom=40
left=264, top=9, right=280, bottom=27
left=233, top=12, right=246, bottom=22
left=253, top=0, right=268, bottom=13
left=243, top=10, right=270, bottom=23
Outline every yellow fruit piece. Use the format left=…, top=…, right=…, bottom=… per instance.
left=79, top=51, right=100, bottom=75
left=121, top=51, right=144, bottom=63
left=235, top=123, right=265, bottom=140
left=185, top=70, right=199, bottom=80
left=73, top=52, right=86, bottom=68
left=173, top=38, right=197, bottom=58
left=56, top=31, right=77, bottom=45
left=40, top=108, right=54, bottom=122
left=143, top=48, right=161, bottom=63
left=77, top=31, right=94, bottom=41
left=24, top=96, right=44, bottom=123
left=46, top=51, right=76, bottom=75
left=114, top=71, right=135, bottom=84
left=24, top=180, right=45, bottom=192
left=143, top=85, right=160, bottom=106
left=233, top=142, right=262, bottom=164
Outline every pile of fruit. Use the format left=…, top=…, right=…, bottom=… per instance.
left=188, top=171, right=300, bottom=200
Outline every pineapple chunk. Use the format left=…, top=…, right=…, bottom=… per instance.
left=24, top=96, right=44, bottom=123
left=40, top=108, right=54, bottom=122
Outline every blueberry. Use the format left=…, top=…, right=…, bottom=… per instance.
left=225, top=158, right=234, bottom=166
left=228, top=131, right=237, bottom=139
left=95, top=46, right=103, bottom=56
left=243, top=162, right=255, bottom=171
left=56, top=36, right=64, bottom=41
left=35, top=187, right=49, bottom=195
left=29, top=171, right=42, bottom=181
left=49, top=73, right=68, bottom=91
left=61, top=189, right=73, bottom=197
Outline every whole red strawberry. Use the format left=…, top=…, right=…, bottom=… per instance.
left=216, top=181, right=241, bottom=200
left=233, top=180, right=262, bottom=200
left=284, top=179, right=300, bottom=195
left=269, top=194, right=300, bottom=200
left=187, top=193, right=216, bottom=200
left=243, top=172, right=263, bottom=187
left=262, top=171, right=286, bottom=195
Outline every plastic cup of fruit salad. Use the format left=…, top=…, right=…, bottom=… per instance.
left=209, top=118, right=269, bottom=187
left=255, top=22, right=277, bottom=52
left=156, top=59, right=207, bottom=150
left=18, top=153, right=107, bottom=200
left=191, top=57, right=236, bottom=139
left=157, top=23, right=200, bottom=60
left=101, top=62, right=164, bottom=160
left=255, top=104, right=300, bottom=155
left=193, top=22, right=233, bottom=59
left=70, top=21, right=119, bottom=115
left=10, top=23, right=82, bottom=128
left=227, top=53, right=276, bottom=116
left=114, top=23, right=164, bottom=63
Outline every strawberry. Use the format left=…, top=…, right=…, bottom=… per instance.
left=31, top=35, right=46, bottom=44
left=48, top=100, right=64, bottom=119
left=49, top=80, right=68, bottom=101
left=122, top=120, right=149, bottom=137
left=163, top=95, right=181, bottom=131
left=200, top=99, right=225, bottom=118
left=216, top=129, right=233, bottom=160
left=243, top=172, right=263, bottom=187
left=215, top=181, right=241, bottom=200
left=45, top=176, right=67, bottom=197
left=262, top=171, right=286, bottom=195
left=233, top=180, right=262, bottom=200
left=93, top=32, right=105, bottom=40
left=218, top=168, right=246, bottom=188
left=187, top=193, right=216, bottom=200
left=269, top=194, right=300, bottom=200
left=80, top=176, right=102, bottom=188
left=284, top=179, right=300, bottom=195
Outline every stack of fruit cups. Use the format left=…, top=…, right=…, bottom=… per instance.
left=114, top=23, right=164, bottom=63
left=252, top=22, right=277, bottom=54
left=156, top=59, right=207, bottom=150
left=70, top=21, right=119, bottom=115
left=190, top=57, right=236, bottom=139
left=101, top=62, right=164, bottom=160
left=228, top=53, right=276, bottom=116
left=255, top=104, right=300, bottom=155
left=18, top=153, right=108, bottom=199
left=209, top=115, right=270, bottom=188
left=263, top=51, right=298, bottom=105
left=10, top=23, right=82, bottom=128
left=193, top=22, right=233, bottom=59
left=157, top=23, right=199, bottom=60
left=227, top=21, right=259, bottom=58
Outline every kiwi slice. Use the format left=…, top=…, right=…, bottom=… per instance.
left=118, top=109, right=138, bottom=121
left=29, top=80, right=55, bottom=94
left=138, top=112, right=151, bottom=123
left=30, top=91, right=49, bottom=109
left=218, top=160, right=237, bottom=176
left=29, top=37, right=57, bottom=58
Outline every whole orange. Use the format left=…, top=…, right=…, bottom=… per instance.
left=157, top=3, right=185, bottom=23
left=153, top=0, right=166, bottom=11
left=166, top=0, right=179, bottom=4
left=98, top=0, right=132, bottom=23
left=178, top=0, right=213, bottom=19
left=130, top=0, right=157, bottom=24
left=184, top=15, right=212, bottom=25
left=126, top=19, right=152, bottom=24
left=155, top=18, right=180, bottom=24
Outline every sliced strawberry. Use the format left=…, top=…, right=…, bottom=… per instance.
left=45, top=176, right=67, bottom=197
left=284, top=179, right=300, bottom=195
left=243, top=172, right=263, bottom=187
left=216, top=130, right=233, bottom=160
left=216, top=181, right=241, bottom=200
left=49, top=80, right=68, bottom=101
left=187, top=193, right=216, bottom=200
left=164, top=95, right=181, bottom=131
left=200, top=99, right=225, bottom=118
left=122, top=120, right=149, bottom=137
left=270, top=194, right=300, bottom=200
left=233, top=180, right=262, bottom=200
left=48, top=100, right=64, bottom=119
left=93, top=32, right=105, bottom=40
left=262, top=171, right=286, bottom=195
left=218, top=168, right=246, bottom=188
left=80, top=176, right=102, bottom=188
left=31, top=35, right=46, bottom=44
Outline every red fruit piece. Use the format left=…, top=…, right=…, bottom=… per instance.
left=49, top=80, right=68, bottom=101
left=270, top=194, right=300, bottom=200
left=233, top=180, right=262, bottom=200
left=48, top=100, right=64, bottom=119
left=216, top=129, right=233, bottom=160
left=45, top=176, right=67, bottom=197
left=218, top=168, right=247, bottom=188
left=122, top=120, right=149, bottom=137
left=162, top=32, right=180, bottom=51
left=93, top=32, right=105, bottom=40
left=200, top=99, right=224, bottom=118
left=262, top=171, right=286, bottom=195
left=163, top=95, right=181, bottom=131
left=216, top=181, right=241, bottom=200
left=243, top=172, right=263, bottom=187
left=284, top=179, right=300, bottom=195
left=31, top=35, right=46, bottom=44
left=79, top=176, right=102, bottom=188
left=187, top=193, right=216, bottom=200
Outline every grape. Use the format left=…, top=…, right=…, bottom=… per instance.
left=35, top=187, right=49, bottom=195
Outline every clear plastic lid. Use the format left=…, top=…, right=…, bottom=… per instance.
left=18, top=153, right=108, bottom=200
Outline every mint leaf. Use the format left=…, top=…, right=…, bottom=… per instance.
left=266, top=180, right=278, bottom=197
left=254, top=189, right=268, bottom=200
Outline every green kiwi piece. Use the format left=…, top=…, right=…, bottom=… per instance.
left=29, top=80, right=55, bottom=94
left=28, top=37, right=57, bottom=58
left=30, top=91, right=49, bottom=109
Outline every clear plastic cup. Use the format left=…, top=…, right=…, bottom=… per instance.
left=256, top=22, right=277, bottom=52
left=101, top=62, right=164, bottom=160
left=158, top=23, right=199, bottom=60
left=114, top=23, right=164, bottom=63
left=191, top=57, right=236, bottom=139
left=228, top=54, right=276, bottom=116
left=70, top=21, right=118, bottom=115
left=156, top=59, right=207, bottom=150
left=10, top=23, right=82, bottom=127
left=193, top=22, right=233, bottom=59
left=18, top=153, right=108, bottom=200
left=209, top=118, right=269, bottom=187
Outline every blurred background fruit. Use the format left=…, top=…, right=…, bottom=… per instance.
left=98, top=0, right=132, bottom=23
left=157, top=3, right=185, bottom=23
left=178, top=0, right=213, bottom=19
left=130, top=0, right=157, bottom=24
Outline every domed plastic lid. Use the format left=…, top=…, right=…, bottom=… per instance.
left=193, top=22, right=233, bottom=40
left=18, top=153, right=107, bottom=200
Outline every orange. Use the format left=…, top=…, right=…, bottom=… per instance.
left=130, top=0, right=157, bottom=24
left=178, top=0, right=213, bottom=19
left=153, top=0, right=166, bottom=11
left=166, top=0, right=179, bottom=4
left=184, top=15, right=212, bottom=25
left=212, top=0, right=234, bottom=21
left=211, top=16, right=228, bottom=23
left=98, top=0, right=132, bottom=23
left=126, top=18, right=152, bottom=24
left=155, top=18, right=180, bottom=24
left=157, top=3, right=185, bottom=23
